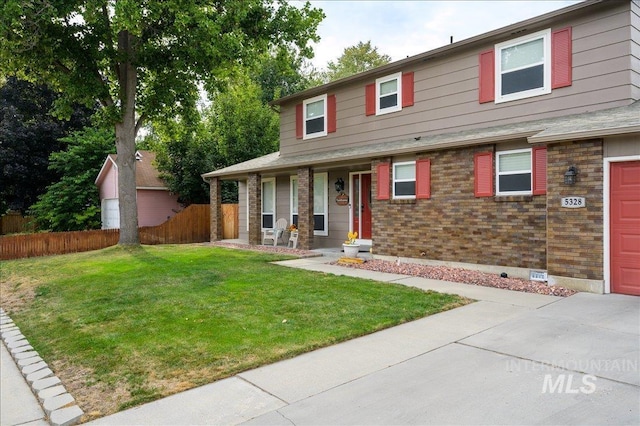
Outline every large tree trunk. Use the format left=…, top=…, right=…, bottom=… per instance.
left=115, top=30, right=140, bottom=245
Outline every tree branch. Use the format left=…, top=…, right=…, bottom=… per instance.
left=135, top=113, right=147, bottom=136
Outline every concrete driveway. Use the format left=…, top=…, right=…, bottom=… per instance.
left=88, top=256, right=639, bottom=425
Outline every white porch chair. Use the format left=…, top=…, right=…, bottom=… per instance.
left=262, top=218, right=288, bottom=246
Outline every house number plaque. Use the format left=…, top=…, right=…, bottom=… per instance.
left=561, top=197, right=586, bottom=208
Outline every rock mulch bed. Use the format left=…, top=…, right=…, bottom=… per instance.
left=335, top=259, right=577, bottom=297
left=206, top=243, right=576, bottom=297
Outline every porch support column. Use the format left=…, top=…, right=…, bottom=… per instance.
left=247, top=173, right=262, bottom=245
left=297, top=167, right=314, bottom=250
left=209, top=177, right=223, bottom=241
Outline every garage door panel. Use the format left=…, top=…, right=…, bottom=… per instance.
left=611, top=161, right=640, bottom=296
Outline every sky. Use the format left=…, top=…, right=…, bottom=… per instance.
left=302, top=1, right=582, bottom=70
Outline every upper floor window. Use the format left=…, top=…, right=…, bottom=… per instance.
left=495, top=29, right=551, bottom=103
left=480, top=27, right=572, bottom=104
left=376, top=73, right=402, bottom=115
left=303, top=94, right=327, bottom=139
left=366, top=72, right=414, bottom=116
left=496, top=149, right=532, bottom=195
left=296, top=94, right=336, bottom=140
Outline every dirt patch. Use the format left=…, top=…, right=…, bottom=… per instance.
left=0, top=273, right=41, bottom=313
left=207, top=241, right=320, bottom=257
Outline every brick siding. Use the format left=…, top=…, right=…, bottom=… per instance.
left=546, top=140, right=603, bottom=280
left=297, top=167, right=314, bottom=250
left=209, top=177, right=223, bottom=241
left=247, top=173, right=262, bottom=245
left=372, top=145, right=547, bottom=269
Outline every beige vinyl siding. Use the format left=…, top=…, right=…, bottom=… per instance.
left=279, top=2, right=636, bottom=158
left=604, top=135, right=640, bottom=157
left=631, top=1, right=640, bottom=99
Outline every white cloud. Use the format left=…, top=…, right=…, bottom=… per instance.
left=303, top=0, right=581, bottom=70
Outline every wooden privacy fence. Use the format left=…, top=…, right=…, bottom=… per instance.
left=139, top=204, right=210, bottom=245
left=222, top=204, right=239, bottom=239
left=1, top=212, right=35, bottom=235
left=0, top=204, right=212, bottom=260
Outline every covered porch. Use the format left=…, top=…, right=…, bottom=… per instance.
left=205, top=156, right=376, bottom=251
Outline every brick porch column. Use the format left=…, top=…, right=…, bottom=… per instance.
left=209, top=177, right=223, bottom=241
left=247, top=173, right=262, bottom=245
left=297, top=167, right=314, bottom=250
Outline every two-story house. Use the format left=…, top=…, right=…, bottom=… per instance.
left=203, top=0, right=640, bottom=296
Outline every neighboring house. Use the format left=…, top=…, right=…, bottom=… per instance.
left=96, top=150, right=181, bottom=229
left=203, top=0, right=640, bottom=295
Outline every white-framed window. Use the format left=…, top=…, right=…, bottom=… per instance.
left=290, top=176, right=298, bottom=228
left=261, top=178, right=276, bottom=229
left=314, top=172, right=328, bottom=236
left=376, top=72, right=402, bottom=115
left=496, top=149, right=532, bottom=195
left=289, top=173, right=328, bottom=236
left=393, top=161, right=416, bottom=199
left=495, top=29, right=551, bottom=103
left=303, top=94, right=327, bottom=140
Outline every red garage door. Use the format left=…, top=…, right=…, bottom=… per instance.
left=610, top=161, right=640, bottom=295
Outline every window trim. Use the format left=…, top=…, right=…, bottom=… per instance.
left=290, top=176, right=298, bottom=228
left=393, top=161, right=416, bottom=199
left=289, top=173, right=329, bottom=236
left=495, top=29, right=551, bottom=104
left=313, top=172, right=329, bottom=236
left=496, top=148, right=532, bottom=196
left=376, top=72, right=402, bottom=115
left=303, top=94, right=328, bottom=140
left=261, top=177, right=276, bottom=230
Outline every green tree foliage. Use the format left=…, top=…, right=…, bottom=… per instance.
left=252, top=50, right=316, bottom=104
left=147, top=118, right=217, bottom=205
left=324, top=41, right=392, bottom=82
left=1, top=0, right=323, bottom=245
left=151, top=72, right=280, bottom=204
left=29, top=127, right=115, bottom=231
left=0, top=77, right=94, bottom=213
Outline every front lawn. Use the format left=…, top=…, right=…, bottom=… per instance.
left=0, top=245, right=467, bottom=420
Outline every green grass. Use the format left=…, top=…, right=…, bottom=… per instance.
left=1, top=244, right=467, bottom=416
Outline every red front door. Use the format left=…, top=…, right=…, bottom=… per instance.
left=610, top=161, right=640, bottom=295
left=352, top=174, right=372, bottom=239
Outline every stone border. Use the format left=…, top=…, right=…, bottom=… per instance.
left=0, top=308, right=83, bottom=426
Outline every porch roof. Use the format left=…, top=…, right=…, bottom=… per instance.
left=202, top=101, right=640, bottom=180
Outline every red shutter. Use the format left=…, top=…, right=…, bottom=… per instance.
left=552, top=27, right=572, bottom=89
left=402, top=72, right=414, bottom=107
left=478, top=49, right=495, bottom=104
left=474, top=152, right=494, bottom=197
left=295, top=103, right=303, bottom=139
left=416, top=159, right=431, bottom=199
left=327, top=94, right=337, bottom=133
left=365, top=83, right=376, bottom=116
left=532, top=146, right=547, bottom=195
left=376, top=163, right=390, bottom=200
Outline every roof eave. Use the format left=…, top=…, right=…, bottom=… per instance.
left=528, top=124, right=640, bottom=144
left=271, top=0, right=603, bottom=106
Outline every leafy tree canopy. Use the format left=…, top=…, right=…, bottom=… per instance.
left=1, top=0, right=323, bottom=244
left=0, top=77, right=94, bottom=214
left=324, top=40, right=392, bottom=82
left=29, top=127, right=114, bottom=231
left=150, top=69, right=280, bottom=204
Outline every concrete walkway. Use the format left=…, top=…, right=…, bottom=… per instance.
left=1, top=340, right=48, bottom=426
left=3, top=255, right=639, bottom=425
